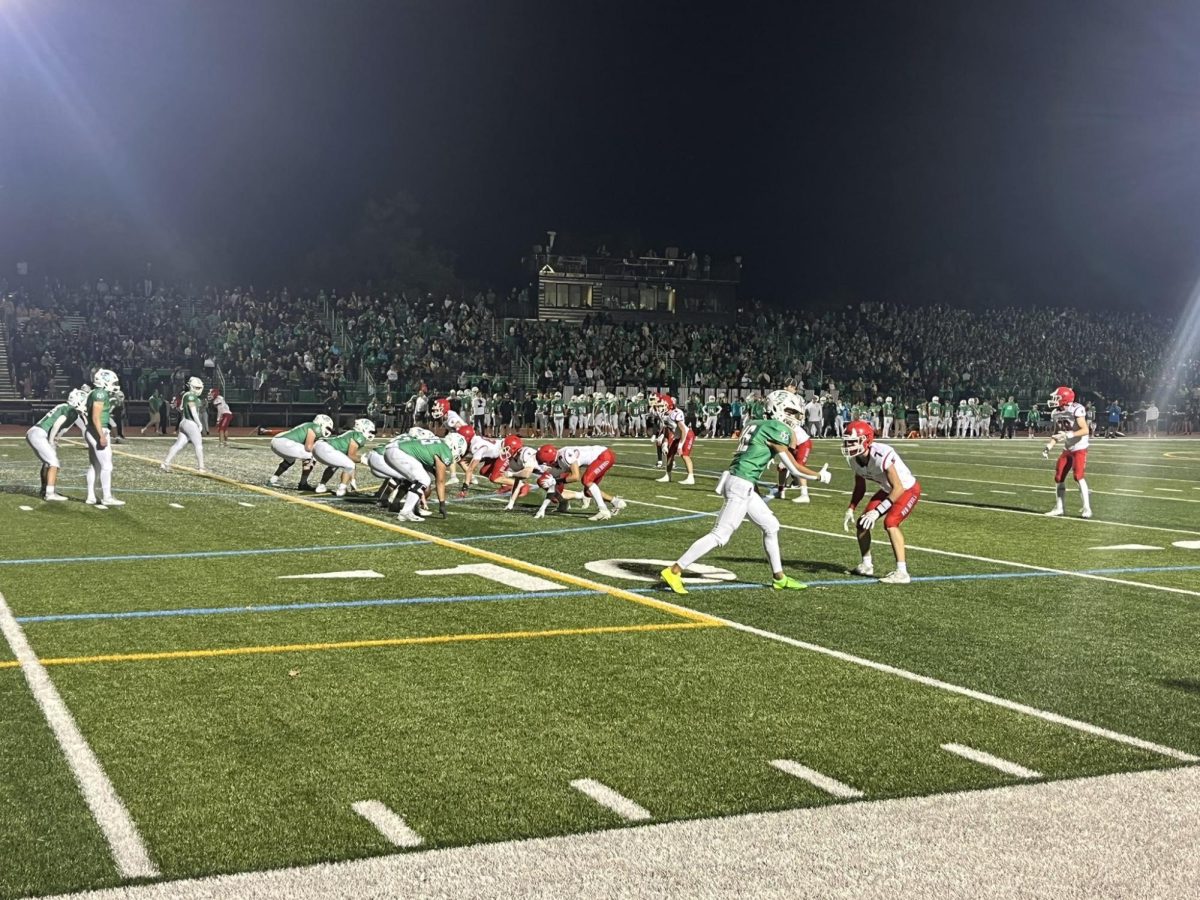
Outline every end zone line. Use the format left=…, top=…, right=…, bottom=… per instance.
left=0, top=621, right=720, bottom=669
left=106, top=446, right=722, bottom=627
left=0, top=590, right=159, bottom=878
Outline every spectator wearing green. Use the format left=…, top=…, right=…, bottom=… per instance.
left=1000, top=396, right=1020, bottom=439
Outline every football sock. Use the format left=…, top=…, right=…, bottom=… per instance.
left=1077, top=479, right=1091, bottom=509
left=763, top=531, right=783, bottom=574
left=1056, top=482, right=1066, bottom=504
left=587, top=482, right=606, bottom=511
left=897, top=561, right=908, bottom=574
left=320, top=466, right=335, bottom=485
left=862, top=552, right=873, bottom=567
left=86, top=465, right=97, bottom=499
left=274, top=459, right=294, bottom=477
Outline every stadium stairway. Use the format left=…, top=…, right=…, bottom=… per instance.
left=0, top=322, right=17, bottom=399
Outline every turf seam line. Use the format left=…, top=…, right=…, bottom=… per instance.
left=0, top=590, right=160, bottom=878
left=105, top=445, right=723, bottom=627
left=3, top=621, right=720, bottom=668
left=941, top=743, right=1043, bottom=779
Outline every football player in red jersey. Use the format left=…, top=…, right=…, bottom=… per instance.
left=842, top=420, right=921, bottom=584
left=1042, top=386, right=1092, bottom=518
left=430, top=397, right=469, bottom=484
left=654, top=394, right=697, bottom=485
left=532, top=443, right=627, bottom=520
left=460, top=431, right=530, bottom=497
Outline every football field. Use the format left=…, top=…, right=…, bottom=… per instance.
left=1, top=432, right=1198, bottom=898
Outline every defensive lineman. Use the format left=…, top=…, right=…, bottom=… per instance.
left=661, top=390, right=830, bottom=594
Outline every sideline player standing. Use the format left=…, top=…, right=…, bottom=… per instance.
left=842, top=420, right=920, bottom=584
left=162, top=376, right=207, bottom=472
left=661, top=390, right=830, bottom=594
left=1043, top=386, right=1092, bottom=518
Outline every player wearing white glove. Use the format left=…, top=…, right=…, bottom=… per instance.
left=841, top=420, right=920, bottom=585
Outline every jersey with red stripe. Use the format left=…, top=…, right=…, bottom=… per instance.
left=665, top=408, right=690, bottom=433
left=791, top=423, right=810, bottom=444
left=848, top=441, right=916, bottom=491
left=213, top=395, right=231, bottom=417
left=469, top=435, right=503, bottom=461
left=548, top=445, right=608, bottom=471
left=1051, top=401, right=1089, bottom=450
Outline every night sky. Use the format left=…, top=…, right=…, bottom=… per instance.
left=4, top=0, right=1200, bottom=314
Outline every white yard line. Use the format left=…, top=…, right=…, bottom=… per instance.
left=990, top=490, right=1016, bottom=495
left=769, top=760, right=864, bottom=798
left=1155, top=488, right=1183, bottom=493
left=946, top=490, right=974, bottom=495
left=570, top=779, right=652, bottom=822
left=0, top=591, right=159, bottom=878
left=351, top=800, right=423, bottom=848
left=942, top=743, right=1042, bottom=779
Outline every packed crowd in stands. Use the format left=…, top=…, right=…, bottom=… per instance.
left=3, top=277, right=1198, bottom=428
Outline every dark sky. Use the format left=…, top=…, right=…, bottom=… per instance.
left=4, top=0, right=1200, bottom=314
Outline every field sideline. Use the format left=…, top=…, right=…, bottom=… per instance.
left=0, top=432, right=1197, bottom=897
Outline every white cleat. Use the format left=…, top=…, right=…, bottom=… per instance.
left=86, top=496, right=99, bottom=506
left=611, top=497, right=626, bottom=516
left=416, top=507, right=434, bottom=517
left=314, top=484, right=329, bottom=494
left=654, top=461, right=664, bottom=469
left=160, top=463, right=171, bottom=473
left=792, top=494, right=811, bottom=504
left=44, top=493, right=69, bottom=502
left=268, top=475, right=280, bottom=486
left=588, top=508, right=612, bottom=522
left=655, top=474, right=671, bottom=483
left=533, top=510, right=546, bottom=520
left=1044, top=507, right=1064, bottom=517
left=100, top=497, right=125, bottom=507
left=850, top=562, right=875, bottom=577
left=878, top=570, right=911, bottom=585
left=1081, top=508, right=1093, bottom=519
left=196, top=468, right=207, bottom=474
left=396, top=510, right=422, bottom=522
left=446, top=476, right=460, bottom=485
left=680, top=476, right=696, bottom=485
left=334, top=485, right=347, bottom=497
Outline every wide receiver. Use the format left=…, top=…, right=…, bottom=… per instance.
left=1042, top=386, right=1092, bottom=518
left=661, top=390, right=830, bottom=595
left=654, top=394, right=697, bottom=485
left=842, top=420, right=920, bottom=584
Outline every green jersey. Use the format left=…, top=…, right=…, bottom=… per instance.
left=551, top=400, right=565, bottom=417
left=704, top=401, right=721, bottom=417
left=1001, top=401, right=1020, bottom=418
left=280, top=421, right=322, bottom=444
left=747, top=400, right=765, bottom=419
left=86, top=388, right=111, bottom=429
left=180, top=390, right=202, bottom=424
left=325, top=429, right=367, bottom=454
left=36, top=403, right=73, bottom=439
left=393, top=437, right=452, bottom=471
left=728, top=419, right=793, bottom=482
left=883, top=402, right=894, bottom=417
left=929, top=401, right=941, bottom=417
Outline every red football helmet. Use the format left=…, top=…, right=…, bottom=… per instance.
left=456, top=425, right=476, bottom=445
left=431, top=397, right=450, bottom=419
left=1048, top=386, right=1075, bottom=409
left=536, top=444, right=558, bottom=465
left=501, top=434, right=524, bottom=459
left=208, top=387, right=221, bottom=400
left=841, top=420, right=876, bottom=458
left=657, top=393, right=675, bottom=411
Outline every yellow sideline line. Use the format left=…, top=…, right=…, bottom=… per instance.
left=0, top=621, right=720, bottom=669
left=100, top=445, right=721, bottom=626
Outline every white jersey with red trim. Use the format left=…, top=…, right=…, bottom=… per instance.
left=848, top=441, right=916, bottom=492
left=444, top=409, right=467, bottom=430
left=213, top=395, right=231, bottom=417
left=665, top=408, right=690, bottom=435
left=549, top=445, right=608, bottom=471
left=791, top=423, right=811, bottom=444
left=1051, top=401, right=1089, bottom=450
left=469, top=435, right=503, bottom=461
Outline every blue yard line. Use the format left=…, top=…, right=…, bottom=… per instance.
left=0, top=513, right=709, bottom=567
left=18, top=564, right=1200, bottom=625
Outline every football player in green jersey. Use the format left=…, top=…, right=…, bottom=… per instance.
left=313, top=418, right=375, bottom=497
left=162, top=376, right=207, bottom=472
left=269, top=414, right=334, bottom=489
left=26, top=390, right=87, bottom=501
left=661, top=390, right=830, bottom=594
left=83, top=368, right=125, bottom=506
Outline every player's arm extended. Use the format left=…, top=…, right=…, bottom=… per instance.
left=768, top=440, right=830, bottom=483
left=565, top=462, right=582, bottom=485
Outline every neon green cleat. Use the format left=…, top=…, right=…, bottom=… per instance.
left=660, top=567, right=689, bottom=595
left=772, top=575, right=808, bottom=591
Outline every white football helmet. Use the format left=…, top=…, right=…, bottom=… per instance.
left=353, top=418, right=376, bottom=440
left=931, top=395, right=940, bottom=404
left=885, top=396, right=893, bottom=404
left=606, top=392, right=614, bottom=401
left=707, top=395, right=716, bottom=404
left=443, top=432, right=467, bottom=462
left=406, top=426, right=435, bottom=440
left=313, top=414, right=334, bottom=437
left=187, top=376, right=204, bottom=394
left=554, top=391, right=563, bottom=400
left=67, top=388, right=89, bottom=413
left=765, top=389, right=803, bottom=426
left=93, top=368, right=120, bottom=391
